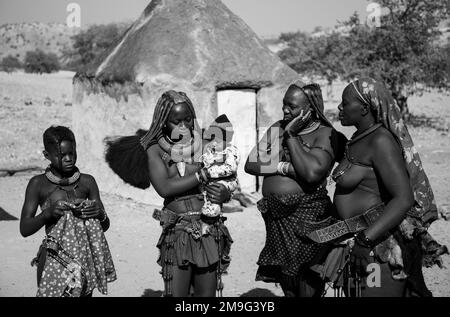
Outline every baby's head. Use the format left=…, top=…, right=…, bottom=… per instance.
left=203, top=114, right=234, bottom=151
left=43, top=126, right=77, bottom=174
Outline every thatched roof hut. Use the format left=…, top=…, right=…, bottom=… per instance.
left=73, top=0, right=298, bottom=204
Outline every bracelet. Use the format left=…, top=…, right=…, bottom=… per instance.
left=199, top=168, right=210, bottom=183
left=355, top=231, right=375, bottom=249
left=99, top=210, right=108, bottom=222
left=277, top=162, right=290, bottom=176
left=195, top=172, right=201, bottom=183
left=283, top=162, right=291, bottom=175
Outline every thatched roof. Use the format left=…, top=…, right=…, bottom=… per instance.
left=82, top=0, right=297, bottom=88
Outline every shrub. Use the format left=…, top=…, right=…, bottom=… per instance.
left=24, top=49, right=60, bottom=74
left=1, top=55, right=22, bottom=73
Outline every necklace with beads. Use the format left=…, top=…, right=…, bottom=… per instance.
left=298, top=120, right=321, bottom=136
left=345, top=123, right=382, bottom=153
left=158, top=135, right=202, bottom=177
left=45, top=166, right=81, bottom=186
left=331, top=123, right=382, bottom=182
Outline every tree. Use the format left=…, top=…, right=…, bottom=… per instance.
left=63, top=23, right=130, bottom=72
left=279, top=30, right=350, bottom=86
left=1, top=55, right=22, bottom=73
left=24, top=50, right=60, bottom=74
left=279, top=0, right=450, bottom=116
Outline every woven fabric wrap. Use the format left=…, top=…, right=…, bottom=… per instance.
left=256, top=189, right=332, bottom=281
left=36, top=211, right=116, bottom=297
left=156, top=208, right=233, bottom=296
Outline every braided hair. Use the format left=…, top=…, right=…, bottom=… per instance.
left=43, top=126, right=76, bottom=170
left=140, top=90, right=197, bottom=149
left=105, top=90, right=198, bottom=189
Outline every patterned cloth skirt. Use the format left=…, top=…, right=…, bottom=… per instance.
left=32, top=211, right=117, bottom=297
left=256, top=188, right=332, bottom=282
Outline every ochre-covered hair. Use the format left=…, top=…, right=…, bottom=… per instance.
left=140, top=90, right=197, bottom=150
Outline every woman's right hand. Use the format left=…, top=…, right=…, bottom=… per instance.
left=284, top=110, right=313, bottom=137
left=43, top=200, right=67, bottom=221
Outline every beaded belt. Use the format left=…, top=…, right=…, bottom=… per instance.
left=307, top=203, right=384, bottom=244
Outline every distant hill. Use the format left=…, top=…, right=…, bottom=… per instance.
left=0, top=22, right=80, bottom=63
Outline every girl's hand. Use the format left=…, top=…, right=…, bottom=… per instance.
left=205, top=183, right=231, bottom=204
left=285, top=110, right=313, bottom=137
left=80, top=200, right=104, bottom=220
left=43, top=200, right=68, bottom=221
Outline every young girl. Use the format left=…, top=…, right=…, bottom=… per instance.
left=20, top=126, right=117, bottom=297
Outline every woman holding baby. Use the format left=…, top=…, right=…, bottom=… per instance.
left=105, top=91, right=237, bottom=297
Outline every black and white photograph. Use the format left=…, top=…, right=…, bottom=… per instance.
left=0, top=0, right=449, bottom=302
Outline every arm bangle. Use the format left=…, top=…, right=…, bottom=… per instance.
left=355, top=231, right=375, bottom=249
left=99, top=210, right=108, bottom=222
left=200, top=168, right=209, bottom=183
left=277, top=162, right=290, bottom=176
left=195, top=172, right=201, bottom=183
left=283, top=162, right=291, bottom=175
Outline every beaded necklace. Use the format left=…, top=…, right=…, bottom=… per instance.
left=331, top=123, right=382, bottom=181
left=158, top=135, right=202, bottom=177
left=298, top=120, right=321, bottom=136
left=45, top=166, right=81, bottom=186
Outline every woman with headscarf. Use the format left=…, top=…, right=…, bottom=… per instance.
left=105, top=90, right=233, bottom=297
left=245, top=81, right=346, bottom=297
left=307, top=78, right=447, bottom=297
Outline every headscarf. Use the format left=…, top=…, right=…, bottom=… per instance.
left=139, top=90, right=200, bottom=150
left=290, top=79, right=334, bottom=128
left=350, top=78, right=438, bottom=225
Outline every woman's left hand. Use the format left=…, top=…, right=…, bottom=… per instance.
left=80, top=200, right=104, bottom=220
left=205, top=183, right=231, bottom=204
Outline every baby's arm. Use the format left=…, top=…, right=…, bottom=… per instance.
left=20, top=176, right=63, bottom=237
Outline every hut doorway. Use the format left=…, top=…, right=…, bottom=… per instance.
left=217, top=89, right=258, bottom=193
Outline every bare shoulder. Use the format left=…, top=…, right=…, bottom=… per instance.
left=27, top=174, right=46, bottom=188
left=80, top=173, right=97, bottom=185
left=369, top=127, right=403, bottom=161
left=317, top=125, right=333, bottom=136
left=371, top=127, right=399, bottom=149
left=313, top=125, right=333, bottom=145
left=147, top=144, right=163, bottom=158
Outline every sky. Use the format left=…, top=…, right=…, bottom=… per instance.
left=0, top=0, right=369, bottom=36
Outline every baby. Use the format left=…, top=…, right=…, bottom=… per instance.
left=201, top=115, right=240, bottom=217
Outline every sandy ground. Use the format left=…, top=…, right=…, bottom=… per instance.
left=1, top=72, right=449, bottom=297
